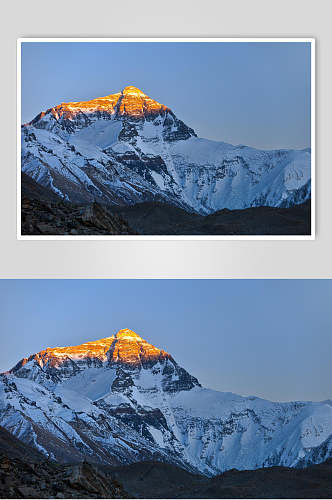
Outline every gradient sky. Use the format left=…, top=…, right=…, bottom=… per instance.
left=21, top=41, right=311, bottom=150
left=1, top=279, right=330, bottom=402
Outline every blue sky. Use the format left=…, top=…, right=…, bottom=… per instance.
left=21, top=41, right=311, bottom=150
left=0, top=279, right=330, bottom=402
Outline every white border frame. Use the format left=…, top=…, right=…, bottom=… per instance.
left=17, top=37, right=315, bottom=241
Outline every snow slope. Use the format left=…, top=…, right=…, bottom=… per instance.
left=0, top=329, right=330, bottom=476
left=21, top=86, right=311, bottom=214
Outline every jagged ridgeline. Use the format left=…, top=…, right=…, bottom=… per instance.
left=21, top=86, right=311, bottom=216
left=1, top=329, right=331, bottom=476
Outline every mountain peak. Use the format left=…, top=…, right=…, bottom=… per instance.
left=25, top=83, right=197, bottom=147
left=9, top=329, right=200, bottom=394
left=115, top=329, right=142, bottom=340
left=27, top=86, right=170, bottom=125
left=122, top=86, right=146, bottom=97
left=10, top=330, right=169, bottom=374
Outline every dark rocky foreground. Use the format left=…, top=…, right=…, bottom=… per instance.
left=21, top=198, right=137, bottom=236
left=21, top=173, right=136, bottom=236
left=107, top=460, right=332, bottom=498
left=111, top=200, right=311, bottom=235
left=0, top=457, right=130, bottom=499
left=0, top=426, right=129, bottom=499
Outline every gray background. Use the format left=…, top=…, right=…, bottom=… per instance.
left=1, top=0, right=331, bottom=278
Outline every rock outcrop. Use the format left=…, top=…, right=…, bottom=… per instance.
left=21, top=173, right=137, bottom=235
left=0, top=454, right=130, bottom=499
left=0, top=424, right=130, bottom=499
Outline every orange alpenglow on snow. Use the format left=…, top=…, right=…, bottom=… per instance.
left=43, top=86, right=170, bottom=122
left=17, top=329, right=170, bottom=369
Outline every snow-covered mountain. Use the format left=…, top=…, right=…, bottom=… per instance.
left=21, top=86, right=311, bottom=214
left=1, top=329, right=331, bottom=476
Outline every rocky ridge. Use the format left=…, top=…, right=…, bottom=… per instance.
left=107, top=459, right=332, bottom=499
left=110, top=199, right=311, bottom=235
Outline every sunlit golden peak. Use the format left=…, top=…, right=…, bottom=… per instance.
left=28, top=86, right=170, bottom=125
left=11, top=329, right=173, bottom=374
left=115, top=329, right=143, bottom=341
left=122, top=86, right=146, bottom=97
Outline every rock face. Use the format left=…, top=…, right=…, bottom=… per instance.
left=21, top=86, right=311, bottom=215
left=1, top=329, right=331, bottom=476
